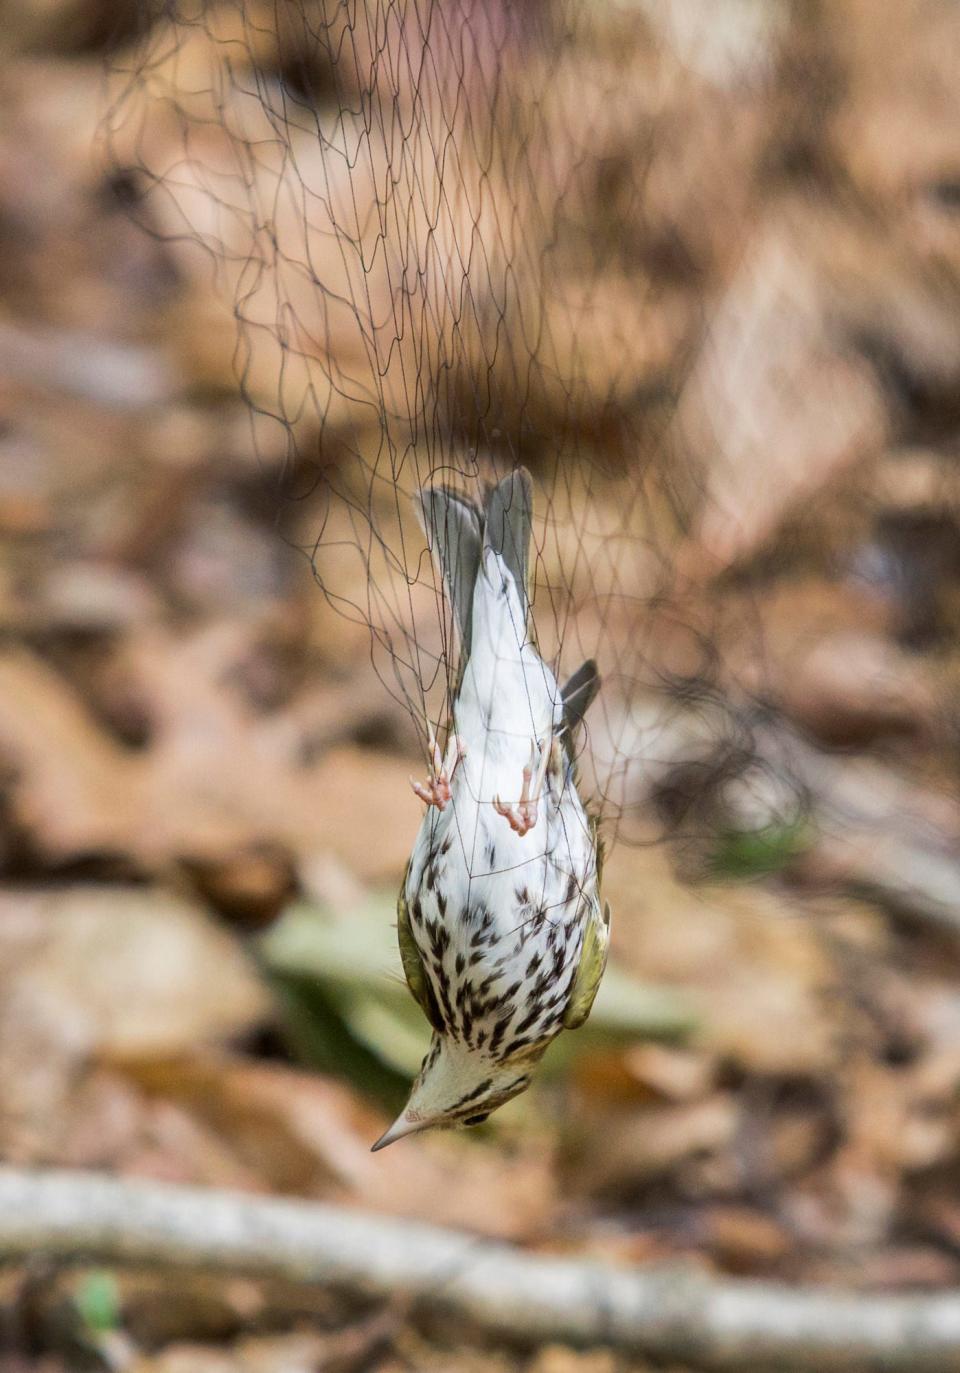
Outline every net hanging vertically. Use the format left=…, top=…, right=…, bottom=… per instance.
left=100, top=0, right=797, bottom=858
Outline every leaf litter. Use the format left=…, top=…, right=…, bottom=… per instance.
left=2, top=1, right=960, bottom=1369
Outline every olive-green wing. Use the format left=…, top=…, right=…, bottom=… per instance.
left=397, top=882, right=444, bottom=1033
left=562, top=897, right=611, bottom=1030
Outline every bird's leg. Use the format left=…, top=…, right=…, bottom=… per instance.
left=522, top=735, right=554, bottom=829
left=410, top=729, right=466, bottom=810
left=494, top=735, right=552, bottom=837
left=442, top=732, right=467, bottom=783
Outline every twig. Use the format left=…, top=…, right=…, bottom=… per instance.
left=2, top=1167, right=960, bottom=1369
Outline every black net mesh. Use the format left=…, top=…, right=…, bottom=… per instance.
left=96, top=0, right=960, bottom=886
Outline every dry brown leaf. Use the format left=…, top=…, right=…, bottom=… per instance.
left=676, top=207, right=888, bottom=573
left=0, top=886, right=267, bottom=1161
left=624, top=1044, right=715, bottom=1103
left=702, top=1205, right=791, bottom=1271
left=575, top=1094, right=739, bottom=1194
left=0, top=645, right=146, bottom=861
left=604, top=847, right=838, bottom=1076
left=0, top=886, right=268, bottom=1054
left=0, top=630, right=419, bottom=881
left=528, top=1349, right=620, bottom=1373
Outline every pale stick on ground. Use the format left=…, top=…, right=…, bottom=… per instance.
left=2, top=1167, right=960, bottom=1370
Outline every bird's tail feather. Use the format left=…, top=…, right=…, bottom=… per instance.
left=418, top=469, right=598, bottom=748
left=417, top=468, right=533, bottom=661
left=417, top=485, right=483, bottom=658
left=465, top=468, right=544, bottom=727
left=482, top=467, right=533, bottom=621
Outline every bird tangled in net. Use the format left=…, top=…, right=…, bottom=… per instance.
left=379, top=469, right=608, bottom=1144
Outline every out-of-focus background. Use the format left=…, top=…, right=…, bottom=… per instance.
left=2, top=0, right=960, bottom=1369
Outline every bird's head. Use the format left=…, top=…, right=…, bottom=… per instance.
left=371, top=1033, right=543, bottom=1150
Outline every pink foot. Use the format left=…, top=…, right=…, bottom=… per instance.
left=493, top=737, right=551, bottom=837
left=410, top=731, right=466, bottom=810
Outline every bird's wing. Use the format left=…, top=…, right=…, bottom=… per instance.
left=562, top=896, right=611, bottom=1030
left=397, top=879, right=445, bottom=1033
left=559, top=658, right=600, bottom=740
left=417, top=485, right=483, bottom=660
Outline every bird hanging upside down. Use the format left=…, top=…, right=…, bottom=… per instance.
left=373, top=467, right=609, bottom=1150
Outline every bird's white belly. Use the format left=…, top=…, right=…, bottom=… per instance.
left=405, top=759, right=597, bottom=1057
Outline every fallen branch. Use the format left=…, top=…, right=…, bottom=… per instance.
left=2, top=1166, right=960, bottom=1371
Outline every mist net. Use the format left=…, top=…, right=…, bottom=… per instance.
left=102, top=0, right=948, bottom=878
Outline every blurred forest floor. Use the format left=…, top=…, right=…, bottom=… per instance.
left=2, top=0, right=960, bottom=1370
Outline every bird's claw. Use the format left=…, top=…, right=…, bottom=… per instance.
left=494, top=737, right=551, bottom=837
left=410, top=730, right=465, bottom=811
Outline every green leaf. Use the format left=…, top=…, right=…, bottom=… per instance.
left=73, top=1270, right=120, bottom=1335
left=586, top=961, right=697, bottom=1040
left=269, top=972, right=413, bottom=1108
left=710, top=815, right=813, bottom=880
left=257, top=897, right=431, bottom=1104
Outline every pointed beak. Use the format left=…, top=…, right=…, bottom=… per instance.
left=370, top=1111, right=427, bottom=1152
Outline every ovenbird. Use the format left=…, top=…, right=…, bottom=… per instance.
left=373, top=468, right=608, bottom=1149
